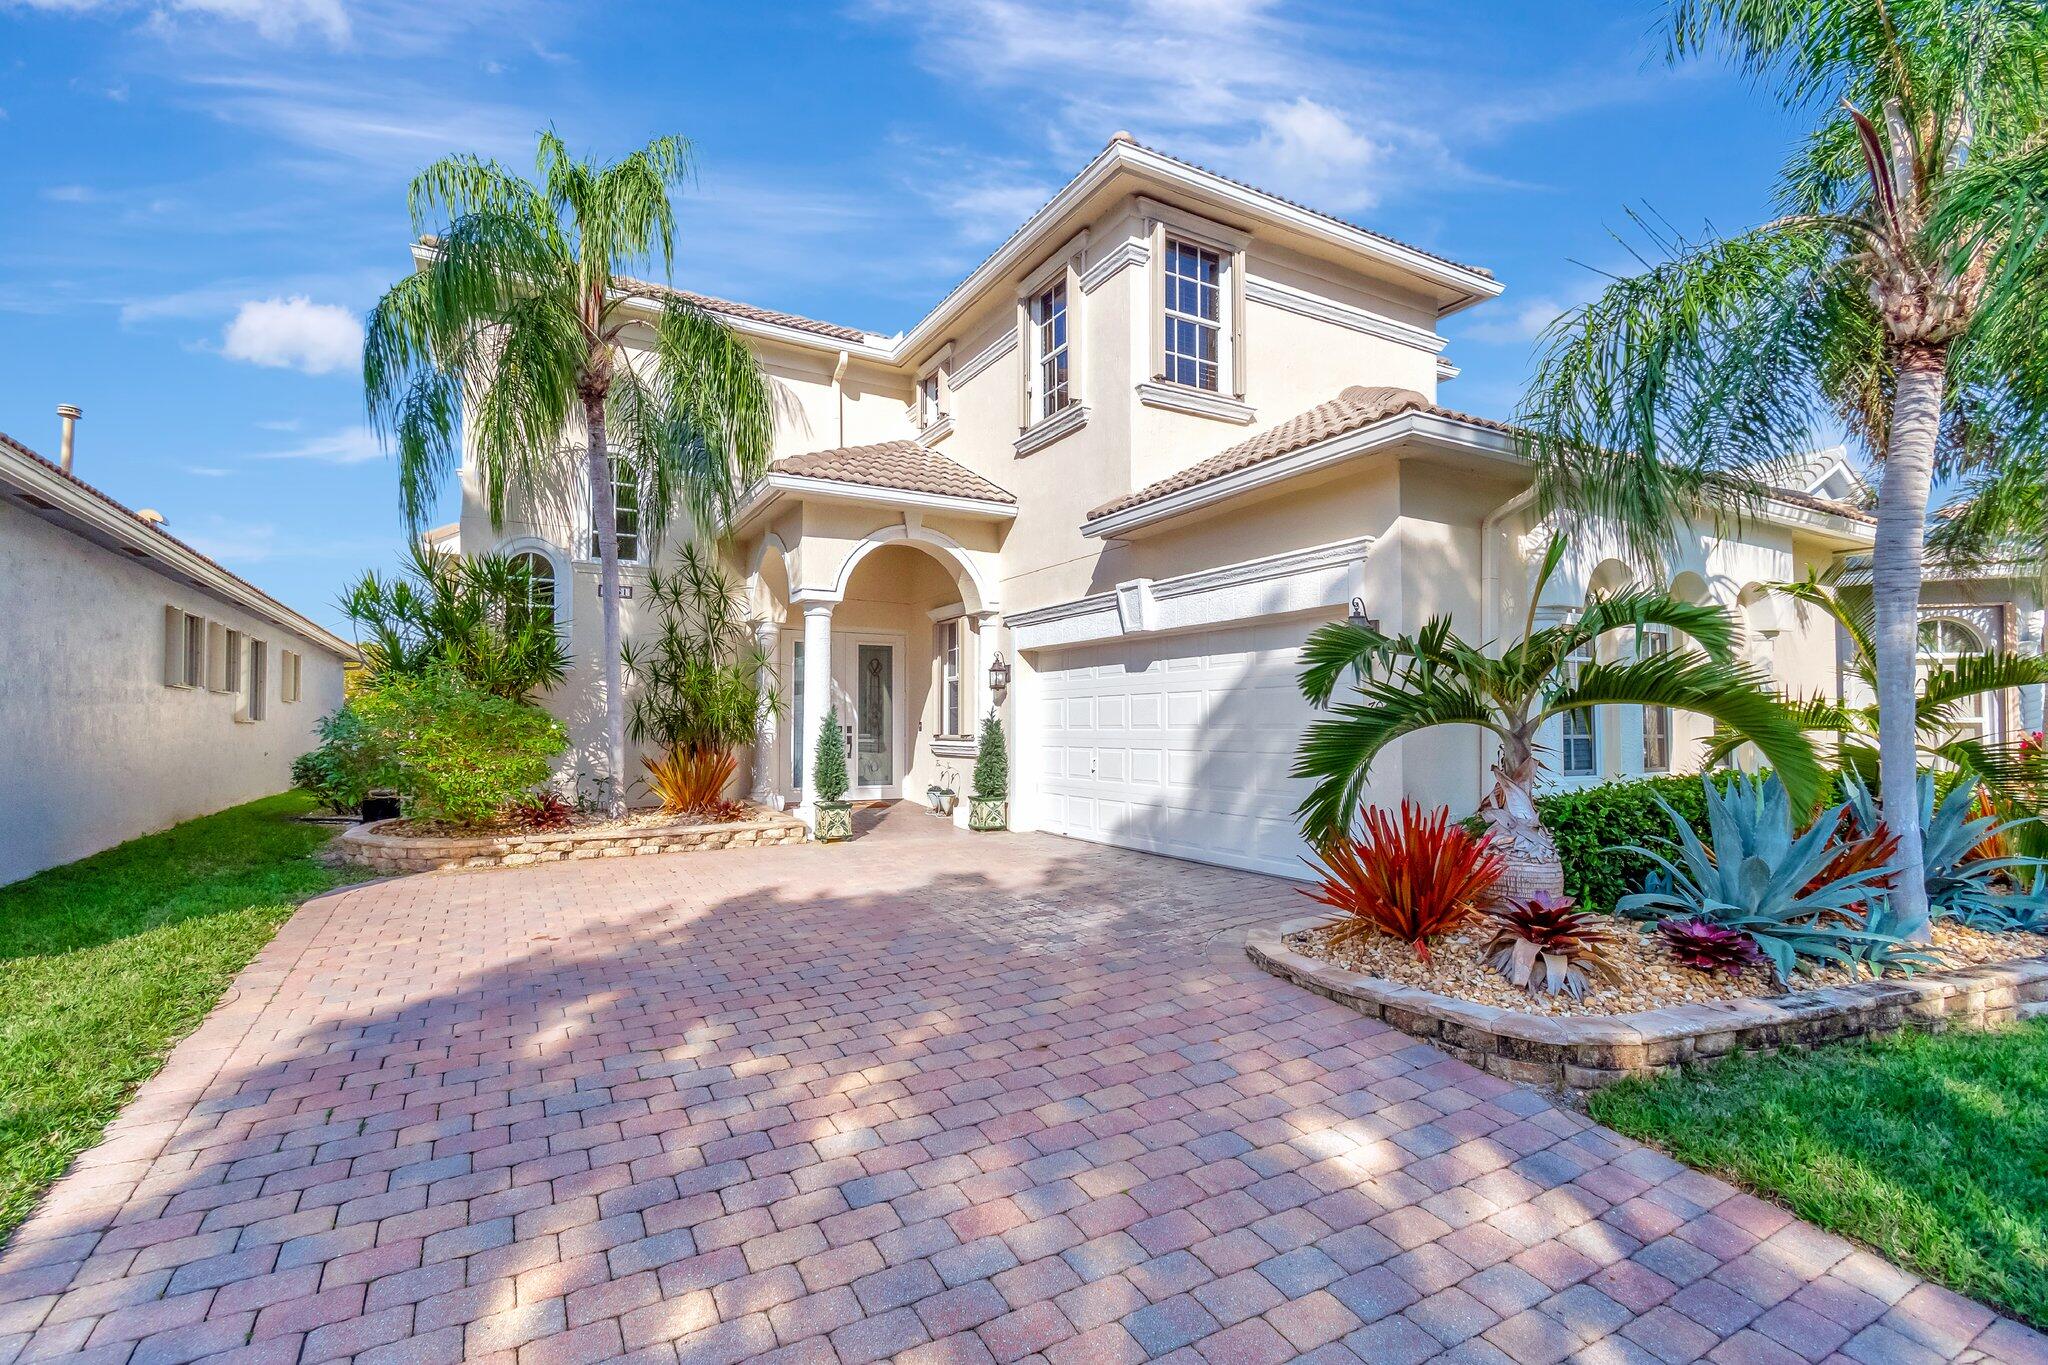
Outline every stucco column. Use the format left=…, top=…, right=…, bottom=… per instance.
left=798, top=599, right=836, bottom=827
left=752, top=619, right=780, bottom=805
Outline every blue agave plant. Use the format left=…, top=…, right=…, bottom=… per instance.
left=1618, top=772, right=1919, bottom=983
left=1842, top=772, right=2048, bottom=932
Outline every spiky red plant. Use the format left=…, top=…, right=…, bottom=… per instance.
left=507, top=790, right=575, bottom=832
left=1657, top=917, right=1764, bottom=977
left=1481, top=893, right=1622, bottom=998
left=1802, top=808, right=1900, bottom=915
left=1302, top=802, right=1504, bottom=961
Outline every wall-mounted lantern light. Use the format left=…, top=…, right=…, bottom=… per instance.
left=1347, top=597, right=1378, bottom=633
left=987, top=652, right=1012, bottom=693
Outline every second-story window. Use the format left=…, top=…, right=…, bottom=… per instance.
left=1032, top=280, right=1071, bottom=419
left=919, top=373, right=942, bottom=427
left=1163, top=238, right=1222, bottom=391
left=589, top=457, right=640, bottom=562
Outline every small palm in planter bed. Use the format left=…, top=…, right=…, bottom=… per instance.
left=811, top=708, right=852, bottom=842
left=968, top=711, right=1009, bottom=831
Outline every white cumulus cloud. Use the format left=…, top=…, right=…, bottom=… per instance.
left=250, top=427, right=383, bottom=464
left=221, top=295, right=362, bottom=375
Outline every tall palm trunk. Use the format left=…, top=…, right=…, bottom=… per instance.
left=1872, top=343, right=1945, bottom=940
left=584, top=392, right=628, bottom=819
left=1478, top=729, right=1564, bottom=905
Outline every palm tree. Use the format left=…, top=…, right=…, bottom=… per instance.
left=1294, top=540, right=1822, bottom=901
left=364, top=131, right=775, bottom=815
left=1710, top=570, right=2048, bottom=789
left=1517, top=1, right=2048, bottom=937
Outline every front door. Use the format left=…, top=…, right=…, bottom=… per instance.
left=833, top=635, right=902, bottom=799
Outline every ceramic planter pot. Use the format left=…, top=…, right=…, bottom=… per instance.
left=814, top=800, right=853, bottom=843
left=968, top=797, right=1007, bottom=831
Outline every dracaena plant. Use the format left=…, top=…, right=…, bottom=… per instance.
left=365, top=131, right=776, bottom=816
left=340, top=542, right=569, bottom=702
left=1518, top=0, right=2048, bottom=942
left=1618, top=772, right=1920, bottom=982
left=1843, top=771, right=2048, bottom=930
left=1301, top=802, right=1504, bottom=961
left=1295, top=537, right=1821, bottom=903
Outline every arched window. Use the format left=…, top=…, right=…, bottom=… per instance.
left=1919, top=616, right=1994, bottom=741
left=507, top=551, right=556, bottom=632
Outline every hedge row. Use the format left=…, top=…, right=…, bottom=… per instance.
left=1533, top=773, right=1740, bottom=913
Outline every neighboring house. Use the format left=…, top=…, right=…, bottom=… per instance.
left=432, top=134, right=1877, bottom=879
left=0, top=420, right=353, bottom=886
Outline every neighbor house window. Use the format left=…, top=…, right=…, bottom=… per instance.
left=238, top=640, right=267, bottom=722
left=221, top=629, right=244, bottom=697
left=508, top=551, right=557, bottom=631
left=1641, top=629, right=1671, bottom=772
left=281, top=650, right=303, bottom=704
left=939, top=619, right=963, bottom=735
left=1032, top=280, right=1071, bottom=419
left=1163, top=238, right=1223, bottom=391
left=164, top=607, right=204, bottom=688
left=589, top=459, right=640, bottom=562
left=1560, top=638, right=1597, bottom=776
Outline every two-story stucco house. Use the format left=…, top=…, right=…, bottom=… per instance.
left=431, top=135, right=1886, bottom=879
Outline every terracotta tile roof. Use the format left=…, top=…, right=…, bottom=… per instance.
left=617, top=276, right=874, bottom=345
left=1087, top=386, right=1877, bottom=527
left=772, top=440, right=1017, bottom=505
left=0, top=430, right=355, bottom=654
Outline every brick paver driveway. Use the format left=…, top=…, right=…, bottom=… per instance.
left=2, top=806, right=2040, bottom=1364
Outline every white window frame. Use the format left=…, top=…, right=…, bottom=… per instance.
left=238, top=639, right=267, bottom=723
left=1162, top=238, right=1224, bottom=392
left=164, top=607, right=205, bottom=689
left=1141, top=199, right=1248, bottom=399
left=1919, top=615, right=1997, bottom=741
left=1559, top=638, right=1598, bottom=777
left=1640, top=628, right=1672, bottom=772
left=586, top=457, right=641, bottom=564
left=938, top=618, right=964, bottom=737
left=1030, top=278, right=1072, bottom=421
left=280, top=649, right=303, bottom=704
left=1015, top=236, right=1086, bottom=437
left=221, top=628, right=244, bottom=699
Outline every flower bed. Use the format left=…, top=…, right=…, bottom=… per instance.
left=337, top=802, right=807, bottom=874
left=1249, top=912, right=2048, bottom=1093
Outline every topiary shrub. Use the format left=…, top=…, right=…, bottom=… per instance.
left=350, top=668, right=568, bottom=828
left=812, top=706, right=849, bottom=804
left=972, top=711, right=1008, bottom=800
left=1533, top=773, right=1742, bottom=913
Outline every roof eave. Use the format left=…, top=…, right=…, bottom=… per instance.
left=733, top=473, right=1017, bottom=534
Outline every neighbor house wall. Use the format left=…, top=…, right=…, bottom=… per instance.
left=0, top=500, right=345, bottom=885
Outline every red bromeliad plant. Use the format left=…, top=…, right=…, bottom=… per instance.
left=1803, top=809, right=1901, bottom=915
left=1303, top=802, right=1504, bottom=961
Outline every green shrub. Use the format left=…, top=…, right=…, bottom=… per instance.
left=1534, top=773, right=1740, bottom=912
left=812, top=706, right=849, bottom=804
left=291, top=704, right=390, bottom=814
left=972, top=711, right=1009, bottom=800
left=351, top=669, right=567, bottom=827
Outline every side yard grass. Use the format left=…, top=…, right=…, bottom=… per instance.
left=1589, top=1022, right=2048, bottom=1329
left=0, top=792, right=364, bottom=1241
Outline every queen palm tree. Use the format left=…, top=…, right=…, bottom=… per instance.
left=1294, top=540, right=1822, bottom=901
left=1517, top=1, right=2048, bottom=937
left=364, top=131, right=775, bottom=816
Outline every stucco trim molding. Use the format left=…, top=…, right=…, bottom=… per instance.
left=1080, top=238, right=1149, bottom=294
left=1013, top=402, right=1091, bottom=457
left=952, top=329, right=1018, bottom=388
left=1135, top=381, right=1256, bottom=425
left=1009, top=535, right=1374, bottom=652
left=1244, top=277, right=1447, bottom=355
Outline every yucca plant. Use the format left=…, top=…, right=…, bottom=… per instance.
left=1302, top=802, right=1504, bottom=961
left=1657, top=916, right=1766, bottom=977
left=1480, top=893, right=1623, bottom=999
left=1843, top=771, right=2048, bottom=930
left=1618, top=773, right=1908, bottom=981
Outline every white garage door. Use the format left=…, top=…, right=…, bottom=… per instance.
left=1031, top=616, right=1328, bottom=878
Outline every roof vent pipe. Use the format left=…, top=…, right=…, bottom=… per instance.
left=56, top=404, right=82, bottom=474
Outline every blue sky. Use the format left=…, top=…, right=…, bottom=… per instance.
left=0, top=0, right=1813, bottom=636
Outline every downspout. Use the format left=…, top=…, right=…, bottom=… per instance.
left=831, top=350, right=850, bottom=446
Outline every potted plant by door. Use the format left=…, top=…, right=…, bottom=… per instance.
left=968, top=711, right=1008, bottom=831
left=812, top=706, right=853, bottom=842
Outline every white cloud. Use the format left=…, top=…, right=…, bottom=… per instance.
left=250, top=427, right=383, bottom=464
left=7, top=0, right=348, bottom=43
left=181, top=514, right=281, bottom=563
left=41, top=184, right=99, bottom=203
left=1463, top=297, right=1574, bottom=345
left=221, top=295, right=362, bottom=374
left=183, top=465, right=233, bottom=477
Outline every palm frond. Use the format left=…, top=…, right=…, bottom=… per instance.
left=1292, top=675, right=1501, bottom=845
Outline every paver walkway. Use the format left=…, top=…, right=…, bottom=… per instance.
left=1, top=808, right=2041, bottom=1364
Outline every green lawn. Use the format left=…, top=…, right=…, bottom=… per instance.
left=0, top=792, right=364, bottom=1240
left=1590, top=1023, right=2048, bottom=1328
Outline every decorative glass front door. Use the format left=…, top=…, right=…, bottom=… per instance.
left=856, top=643, right=893, bottom=787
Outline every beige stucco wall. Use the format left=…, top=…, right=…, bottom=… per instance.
left=0, top=501, right=347, bottom=886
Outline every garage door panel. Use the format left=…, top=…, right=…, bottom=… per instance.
left=1033, top=615, right=1330, bottom=879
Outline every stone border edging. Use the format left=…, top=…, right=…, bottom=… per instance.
left=336, top=804, right=808, bottom=874
left=1247, top=913, right=2048, bottom=1092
